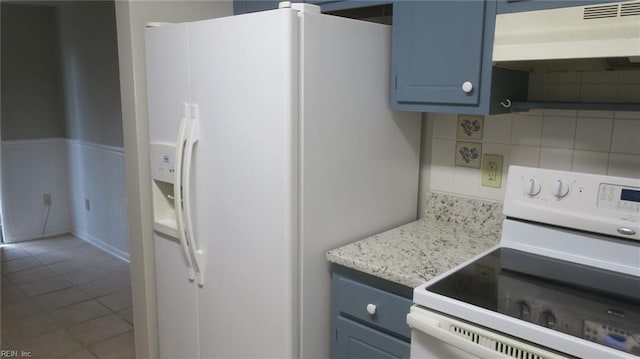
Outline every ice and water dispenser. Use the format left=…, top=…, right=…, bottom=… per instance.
left=150, top=143, right=179, bottom=238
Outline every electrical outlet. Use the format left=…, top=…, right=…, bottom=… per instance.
left=481, top=154, right=503, bottom=188
left=85, top=198, right=91, bottom=211
left=43, top=193, right=52, bottom=206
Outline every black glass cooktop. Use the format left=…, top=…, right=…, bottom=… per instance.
left=425, top=248, right=640, bottom=356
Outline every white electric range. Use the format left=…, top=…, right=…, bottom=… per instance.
left=409, top=166, right=640, bottom=359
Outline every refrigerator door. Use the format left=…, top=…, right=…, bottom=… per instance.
left=145, top=23, right=200, bottom=359
left=187, top=9, right=299, bottom=358
left=298, top=12, right=421, bottom=359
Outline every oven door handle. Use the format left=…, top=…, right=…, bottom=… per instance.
left=407, top=309, right=569, bottom=359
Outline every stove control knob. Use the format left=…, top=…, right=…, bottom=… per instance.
left=540, top=311, right=557, bottom=328
left=522, top=177, right=541, bottom=197
left=518, top=301, right=531, bottom=320
left=551, top=178, right=570, bottom=198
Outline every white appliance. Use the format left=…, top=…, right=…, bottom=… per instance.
left=409, top=166, right=640, bottom=359
left=144, top=3, right=420, bottom=359
left=493, top=0, right=640, bottom=64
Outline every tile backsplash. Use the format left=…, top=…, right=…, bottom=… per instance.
left=428, top=109, right=640, bottom=202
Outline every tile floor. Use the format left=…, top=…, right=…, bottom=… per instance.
left=1, top=234, right=134, bottom=358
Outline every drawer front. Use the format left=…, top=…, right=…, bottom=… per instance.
left=336, top=316, right=410, bottom=359
left=334, top=273, right=412, bottom=339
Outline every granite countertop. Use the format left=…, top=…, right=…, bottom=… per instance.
left=326, top=193, right=504, bottom=288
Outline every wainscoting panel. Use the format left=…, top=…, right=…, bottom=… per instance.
left=1, top=138, right=71, bottom=241
left=68, top=140, right=129, bottom=261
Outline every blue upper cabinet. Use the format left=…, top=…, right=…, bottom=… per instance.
left=391, top=0, right=527, bottom=115
left=233, top=0, right=280, bottom=14
left=234, top=0, right=392, bottom=14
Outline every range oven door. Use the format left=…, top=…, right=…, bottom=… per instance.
left=407, top=306, right=571, bottom=359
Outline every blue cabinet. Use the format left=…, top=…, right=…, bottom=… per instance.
left=336, top=317, right=410, bottom=359
left=331, top=267, right=412, bottom=359
left=233, top=0, right=280, bottom=14
left=234, top=0, right=391, bottom=14
left=391, top=0, right=528, bottom=115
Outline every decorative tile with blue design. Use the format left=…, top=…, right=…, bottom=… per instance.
left=456, top=115, right=484, bottom=140
left=455, top=141, right=482, bottom=168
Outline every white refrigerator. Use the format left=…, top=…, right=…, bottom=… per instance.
left=144, top=4, right=420, bottom=359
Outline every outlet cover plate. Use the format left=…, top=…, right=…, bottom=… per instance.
left=482, top=154, right=503, bottom=188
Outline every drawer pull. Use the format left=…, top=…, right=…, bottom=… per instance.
left=366, top=304, right=377, bottom=315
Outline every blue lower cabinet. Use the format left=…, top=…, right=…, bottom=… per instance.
left=331, top=268, right=412, bottom=359
left=336, top=317, right=410, bottom=359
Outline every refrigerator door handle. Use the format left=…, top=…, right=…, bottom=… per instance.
left=174, top=115, right=196, bottom=281
left=183, top=116, right=205, bottom=286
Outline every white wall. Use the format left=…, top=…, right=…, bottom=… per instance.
left=1, top=139, right=127, bottom=258
left=114, top=2, right=233, bottom=357
left=55, top=1, right=129, bottom=260
left=68, top=140, right=128, bottom=260
left=425, top=70, right=640, bottom=203
left=1, top=2, right=129, bottom=258
left=1, top=139, right=71, bottom=241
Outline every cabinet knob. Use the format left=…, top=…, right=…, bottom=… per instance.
left=462, top=81, right=473, bottom=94
left=366, top=304, right=377, bottom=315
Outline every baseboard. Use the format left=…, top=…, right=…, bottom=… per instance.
left=6, top=229, right=70, bottom=243
left=72, top=230, right=130, bottom=263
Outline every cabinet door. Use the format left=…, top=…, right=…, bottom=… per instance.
left=233, top=0, right=280, bottom=14
left=392, top=0, right=487, bottom=108
left=234, top=0, right=391, bottom=14
left=336, top=317, right=410, bottom=359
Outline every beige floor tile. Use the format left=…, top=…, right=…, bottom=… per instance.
left=8, top=329, right=83, bottom=359
left=91, top=257, right=130, bottom=274
left=2, top=235, right=135, bottom=357
left=79, top=273, right=131, bottom=298
left=33, top=287, right=91, bottom=310
left=1, top=312, right=61, bottom=345
left=68, top=314, right=132, bottom=346
left=50, top=300, right=112, bottom=328
left=96, top=289, right=132, bottom=312
left=1, top=285, right=28, bottom=305
left=57, top=348, right=98, bottom=359
left=1, top=256, right=45, bottom=273
left=116, top=308, right=134, bottom=325
left=1, top=246, right=31, bottom=262
left=5, top=265, right=59, bottom=285
left=37, top=244, right=102, bottom=265
left=89, top=330, right=135, bottom=359
left=19, top=236, right=84, bottom=252
left=18, top=275, right=73, bottom=297
left=63, top=267, right=118, bottom=286
left=1, top=298, right=44, bottom=320
left=49, top=259, right=96, bottom=275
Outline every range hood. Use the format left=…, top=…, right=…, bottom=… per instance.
left=493, top=0, right=640, bottom=71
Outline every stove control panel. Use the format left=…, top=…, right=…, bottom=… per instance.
left=598, top=184, right=640, bottom=214
left=504, top=166, right=640, bottom=241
